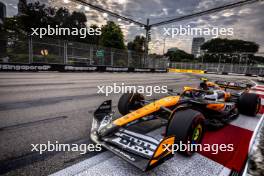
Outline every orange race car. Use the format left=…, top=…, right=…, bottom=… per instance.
left=90, top=80, right=260, bottom=171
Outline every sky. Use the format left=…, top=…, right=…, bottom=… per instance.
left=2, top=0, right=264, bottom=54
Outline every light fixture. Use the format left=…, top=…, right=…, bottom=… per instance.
left=85, top=6, right=90, bottom=11
left=118, top=0, right=126, bottom=3
left=103, top=13, right=108, bottom=18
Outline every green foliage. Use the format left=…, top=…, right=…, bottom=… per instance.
left=32, top=54, right=63, bottom=63
left=115, top=58, right=127, bottom=67
left=201, top=38, right=259, bottom=53
left=165, top=49, right=194, bottom=62
left=199, top=38, right=261, bottom=64
left=18, top=2, right=55, bottom=33
left=99, top=21, right=125, bottom=49
left=1, top=2, right=127, bottom=50
left=86, top=24, right=100, bottom=45
left=127, top=35, right=145, bottom=52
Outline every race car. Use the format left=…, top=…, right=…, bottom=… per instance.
left=181, top=86, right=259, bottom=129
left=91, top=95, right=205, bottom=171
left=90, top=83, right=260, bottom=171
left=197, top=78, right=260, bottom=117
left=199, top=77, right=253, bottom=91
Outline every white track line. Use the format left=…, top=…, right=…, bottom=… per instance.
left=249, top=90, right=264, bottom=96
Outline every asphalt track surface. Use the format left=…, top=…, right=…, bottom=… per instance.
left=0, top=72, right=261, bottom=176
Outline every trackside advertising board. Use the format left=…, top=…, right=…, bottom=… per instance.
left=0, top=63, right=167, bottom=73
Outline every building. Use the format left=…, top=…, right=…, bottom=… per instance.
left=0, top=2, right=7, bottom=58
left=0, top=2, right=6, bottom=24
left=191, top=37, right=205, bottom=58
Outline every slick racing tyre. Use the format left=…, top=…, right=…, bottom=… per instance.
left=118, top=93, right=144, bottom=116
left=166, top=109, right=205, bottom=156
left=238, top=93, right=260, bottom=116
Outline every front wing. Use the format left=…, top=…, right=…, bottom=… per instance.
left=215, top=80, right=252, bottom=90
left=90, top=100, right=175, bottom=171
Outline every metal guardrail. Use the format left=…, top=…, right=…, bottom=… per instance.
left=0, top=37, right=168, bottom=69
left=170, top=62, right=264, bottom=75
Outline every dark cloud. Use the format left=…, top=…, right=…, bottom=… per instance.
left=2, top=0, right=264, bottom=53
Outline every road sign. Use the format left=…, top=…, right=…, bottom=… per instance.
left=96, top=50, right=104, bottom=58
left=41, top=49, right=48, bottom=56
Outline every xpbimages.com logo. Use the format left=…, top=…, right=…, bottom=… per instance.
left=162, top=141, right=234, bottom=155
left=163, top=25, right=234, bottom=38
left=97, top=83, right=168, bottom=96
left=31, top=141, right=102, bottom=155
left=31, top=25, right=102, bottom=38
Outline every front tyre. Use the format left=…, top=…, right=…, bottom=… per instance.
left=118, top=93, right=144, bottom=116
left=166, top=109, right=205, bottom=156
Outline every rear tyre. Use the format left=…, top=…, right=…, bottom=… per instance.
left=166, top=109, right=205, bottom=156
left=238, top=93, right=260, bottom=116
left=118, top=93, right=144, bottom=116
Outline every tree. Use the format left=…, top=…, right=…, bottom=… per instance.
left=53, top=7, right=87, bottom=41
left=99, top=21, right=125, bottom=49
left=1, top=2, right=127, bottom=54
left=201, top=38, right=259, bottom=53
left=166, top=49, right=194, bottom=62
left=53, top=7, right=71, bottom=28
left=18, top=2, right=55, bottom=34
left=84, top=24, right=100, bottom=45
left=200, top=38, right=260, bottom=63
left=2, top=17, right=24, bottom=40
left=127, top=35, right=145, bottom=52
left=0, top=20, right=6, bottom=57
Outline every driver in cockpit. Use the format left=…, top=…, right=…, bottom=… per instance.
left=199, top=78, right=209, bottom=90
left=198, top=78, right=225, bottom=101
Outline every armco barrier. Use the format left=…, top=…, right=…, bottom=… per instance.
left=0, top=63, right=167, bottom=73
left=168, top=68, right=205, bottom=74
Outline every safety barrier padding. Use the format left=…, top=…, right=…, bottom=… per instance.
left=168, top=68, right=205, bottom=74
left=0, top=63, right=168, bottom=73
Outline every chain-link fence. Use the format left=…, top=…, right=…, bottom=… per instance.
left=170, top=62, right=264, bottom=75
left=0, top=37, right=168, bottom=69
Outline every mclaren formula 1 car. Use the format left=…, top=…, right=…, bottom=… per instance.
left=198, top=78, right=260, bottom=118
left=90, top=81, right=260, bottom=171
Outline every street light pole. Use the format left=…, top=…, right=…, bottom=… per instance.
left=163, top=36, right=167, bottom=55
left=144, top=18, right=150, bottom=68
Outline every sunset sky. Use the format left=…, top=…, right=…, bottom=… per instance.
left=2, top=0, right=264, bottom=54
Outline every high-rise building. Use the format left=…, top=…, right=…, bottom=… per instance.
left=191, top=37, right=205, bottom=58
left=0, top=2, right=6, bottom=25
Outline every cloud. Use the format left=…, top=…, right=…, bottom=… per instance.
left=2, top=0, right=264, bottom=54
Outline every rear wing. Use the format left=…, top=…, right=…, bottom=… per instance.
left=215, top=80, right=253, bottom=90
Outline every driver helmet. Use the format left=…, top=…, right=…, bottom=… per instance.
left=204, top=92, right=218, bottom=100
left=200, top=78, right=209, bottom=90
